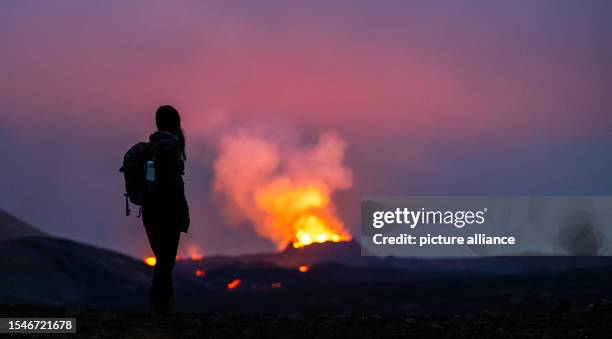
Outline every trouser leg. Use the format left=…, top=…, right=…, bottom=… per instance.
left=145, top=224, right=180, bottom=301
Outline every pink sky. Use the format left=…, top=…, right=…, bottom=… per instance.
left=1, top=1, right=611, bottom=256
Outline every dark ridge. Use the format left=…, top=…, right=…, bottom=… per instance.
left=0, top=208, right=46, bottom=242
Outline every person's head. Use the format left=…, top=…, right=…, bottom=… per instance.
left=155, top=105, right=186, bottom=159
left=156, top=105, right=181, bottom=132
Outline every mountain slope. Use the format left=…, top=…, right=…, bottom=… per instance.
left=0, top=209, right=46, bottom=242
left=0, top=236, right=202, bottom=309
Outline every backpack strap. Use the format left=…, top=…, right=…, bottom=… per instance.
left=125, top=194, right=131, bottom=216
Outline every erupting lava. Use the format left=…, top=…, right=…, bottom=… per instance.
left=213, top=130, right=354, bottom=249
left=257, top=184, right=352, bottom=248
left=144, top=256, right=156, bottom=266
left=227, top=278, right=241, bottom=290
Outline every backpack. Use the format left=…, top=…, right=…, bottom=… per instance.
left=119, top=141, right=157, bottom=216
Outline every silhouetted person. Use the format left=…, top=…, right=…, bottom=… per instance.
left=142, top=105, right=189, bottom=315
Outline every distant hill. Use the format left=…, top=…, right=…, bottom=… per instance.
left=0, top=209, right=46, bottom=242
left=0, top=209, right=203, bottom=310
left=0, top=236, right=202, bottom=310
left=177, top=239, right=612, bottom=275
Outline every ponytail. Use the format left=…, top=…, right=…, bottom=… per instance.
left=176, top=128, right=186, bottom=161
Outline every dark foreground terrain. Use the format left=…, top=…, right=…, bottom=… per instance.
left=3, top=303, right=612, bottom=339
left=3, top=211, right=612, bottom=337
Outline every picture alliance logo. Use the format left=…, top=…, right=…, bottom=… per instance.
left=371, top=208, right=488, bottom=229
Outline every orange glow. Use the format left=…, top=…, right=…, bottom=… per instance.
left=227, top=278, right=241, bottom=290
left=298, top=265, right=310, bottom=273
left=213, top=132, right=353, bottom=250
left=187, top=245, right=204, bottom=261
left=195, top=269, right=205, bottom=277
left=175, top=245, right=204, bottom=261
left=255, top=184, right=352, bottom=249
left=271, top=282, right=283, bottom=289
left=144, top=256, right=156, bottom=266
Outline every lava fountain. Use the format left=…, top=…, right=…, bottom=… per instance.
left=213, top=129, right=353, bottom=250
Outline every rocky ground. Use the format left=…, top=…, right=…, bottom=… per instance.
left=3, top=302, right=612, bottom=338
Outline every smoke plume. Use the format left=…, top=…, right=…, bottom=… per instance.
left=213, top=128, right=353, bottom=249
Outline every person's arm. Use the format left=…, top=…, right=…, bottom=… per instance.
left=157, top=140, right=190, bottom=231
left=157, top=140, right=185, bottom=194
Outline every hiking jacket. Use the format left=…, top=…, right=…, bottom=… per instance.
left=142, top=131, right=190, bottom=232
